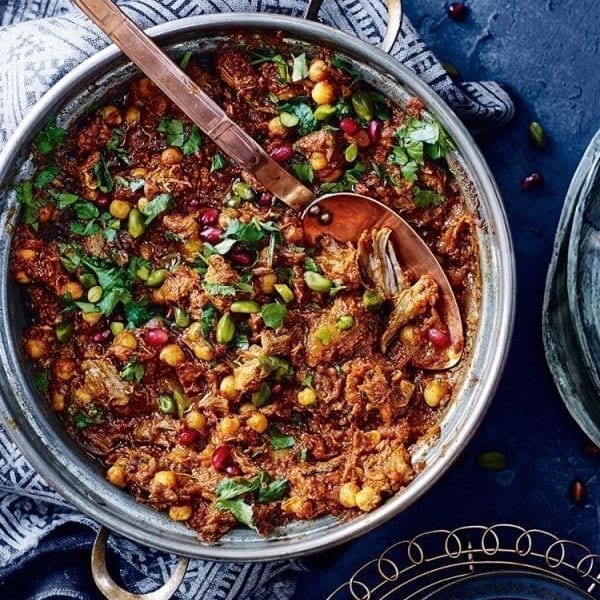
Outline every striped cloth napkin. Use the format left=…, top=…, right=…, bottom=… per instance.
left=0, top=1, right=514, bottom=598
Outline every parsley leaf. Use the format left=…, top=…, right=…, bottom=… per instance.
left=413, top=187, right=445, bottom=208
left=33, top=166, right=59, bottom=189
left=258, top=477, right=288, bottom=503
left=70, top=221, right=101, bottom=236
left=92, top=154, right=113, bottom=193
left=120, top=358, right=145, bottom=382
left=291, top=162, right=314, bottom=184
left=157, top=118, right=185, bottom=147
left=216, top=498, right=257, bottom=530
left=15, top=181, right=42, bottom=230
left=140, top=193, right=172, bottom=225
left=278, top=99, right=318, bottom=136
left=124, top=296, right=154, bottom=328
left=320, top=162, right=367, bottom=193
left=70, top=404, right=103, bottom=429
left=269, top=426, right=295, bottom=450
left=181, top=124, right=203, bottom=155
left=261, top=303, right=287, bottom=329
left=201, top=304, right=217, bottom=338
left=107, top=128, right=130, bottom=165
left=211, top=152, right=227, bottom=172
left=34, top=117, right=67, bottom=155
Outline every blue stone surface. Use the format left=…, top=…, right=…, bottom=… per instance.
left=294, top=0, right=600, bottom=597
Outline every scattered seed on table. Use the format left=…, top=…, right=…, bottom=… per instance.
left=477, top=451, right=506, bottom=470
left=529, top=121, right=547, bottom=149
left=521, top=172, right=544, bottom=190
left=448, top=2, right=468, bottom=21
left=569, top=478, right=587, bottom=506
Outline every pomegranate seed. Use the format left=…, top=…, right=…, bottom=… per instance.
left=95, top=194, right=110, bottom=209
left=258, top=192, right=274, bottom=207
left=570, top=478, right=587, bottom=506
left=211, top=445, right=233, bottom=472
left=179, top=429, right=199, bottom=447
left=521, top=172, right=544, bottom=190
left=427, top=328, right=450, bottom=348
left=225, top=465, right=242, bottom=477
left=144, top=328, right=169, bottom=347
left=200, top=226, right=223, bottom=244
left=199, top=207, right=220, bottom=226
left=229, top=250, right=253, bottom=266
left=92, top=330, right=111, bottom=343
left=448, top=2, right=467, bottom=20
left=583, top=440, right=600, bottom=456
left=368, top=119, right=383, bottom=143
left=269, top=144, right=294, bottom=163
left=186, top=199, right=200, bottom=213
left=271, top=384, right=283, bottom=396
left=340, top=117, right=360, bottom=136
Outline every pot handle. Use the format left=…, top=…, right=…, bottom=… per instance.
left=303, top=0, right=403, bottom=54
left=91, top=527, right=189, bottom=600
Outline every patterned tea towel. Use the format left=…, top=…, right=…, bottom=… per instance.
left=0, top=1, right=514, bottom=599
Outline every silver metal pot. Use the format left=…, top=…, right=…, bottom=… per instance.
left=0, top=0, right=515, bottom=577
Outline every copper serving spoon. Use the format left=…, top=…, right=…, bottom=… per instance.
left=72, top=0, right=463, bottom=369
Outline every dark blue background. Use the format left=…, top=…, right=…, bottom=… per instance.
left=295, top=0, right=600, bottom=597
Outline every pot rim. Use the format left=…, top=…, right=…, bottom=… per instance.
left=0, top=12, right=516, bottom=561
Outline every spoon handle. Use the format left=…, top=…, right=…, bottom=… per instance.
left=73, top=0, right=315, bottom=211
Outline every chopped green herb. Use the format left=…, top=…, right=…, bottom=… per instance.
left=106, top=128, right=130, bottom=165
left=320, top=162, right=367, bottom=193
left=278, top=99, right=318, bottom=136
left=291, top=162, right=314, bottom=184
left=181, top=124, right=203, bottom=155
left=34, top=369, right=50, bottom=393
left=157, top=118, right=185, bottom=147
left=120, top=359, right=145, bottom=383
left=304, top=257, right=321, bottom=273
left=211, top=152, right=227, bottom=172
left=33, top=166, right=59, bottom=189
left=201, top=303, right=217, bottom=338
left=34, top=117, right=67, bottom=156
left=291, top=53, right=309, bottom=82
left=269, top=426, right=295, bottom=450
left=261, top=303, right=287, bottom=329
left=15, top=181, right=42, bottom=230
left=301, top=373, right=314, bottom=388
left=202, top=281, right=238, bottom=297
left=124, top=296, right=154, bottom=328
left=71, top=220, right=102, bottom=236
left=140, top=193, right=172, bottom=225
left=216, top=498, right=257, bottom=530
left=180, top=50, right=192, bottom=70
left=413, top=187, right=445, bottom=208
left=92, top=154, right=113, bottom=193
left=70, top=404, right=102, bottom=429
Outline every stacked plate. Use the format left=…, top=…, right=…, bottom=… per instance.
left=543, top=128, right=600, bottom=445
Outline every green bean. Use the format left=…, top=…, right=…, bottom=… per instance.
left=362, top=290, right=383, bottom=310
left=303, top=271, right=332, bottom=293
left=336, top=314, right=355, bottom=330
left=157, top=394, right=176, bottom=415
left=87, top=285, right=103, bottom=304
left=529, top=121, right=546, bottom=149
left=110, top=322, right=125, bottom=336
left=351, top=91, right=374, bottom=123
left=78, top=273, right=97, bottom=289
left=279, top=112, right=299, bottom=128
left=344, top=142, right=358, bottom=163
left=232, top=181, right=256, bottom=201
left=251, top=382, right=272, bottom=407
left=230, top=300, right=260, bottom=314
left=314, top=104, right=336, bottom=121
left=274, top=283, right=294, bottom=303
left=174, top=307, right=190, bottom=328
left=145, top=268, right=168, bottom=287
left=216, top=312, right=235, bottom=344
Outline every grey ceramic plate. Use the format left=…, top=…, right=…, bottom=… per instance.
left=543, top=128, right=600, bottom=446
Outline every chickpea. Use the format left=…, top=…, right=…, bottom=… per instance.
left=107, top=464, right=127, bottom=487
left=310, top=152, right=329, bottom=171
left=109, top=199, right=131, bottom=220
left=81, top=311, right=102, bottom=326
left=365, top=430, right=381, bottom=446
left=159, top=343, right=185, bottom=366
left=424, top=379, right=450, bottom=408
left=17, top=249, right=36, bottom=261
left=297, top=387, right=317, bottom=407
left=311, top=81, right=337, bottom=105
left=355, top=486, right=382, bottom=512
left=320, top=168, right=344, bottom=183
left=63, top=281, right=84, bottom=300
left=219, top=416, right=240, bottom=437
left=114, top=331, right=138, bottom=350
left=219, top=375, right=237, bottom=399
left=308, top=59, right=330, bottom=83
left=193, top=342, right=215, bottom=361
left=25, top=339, right=48, bottom=360
left=247, top=412, right=268, bottom=433
left=54, top=357, right=76, bottom=381
left=101, top=104, right=122, bottom=126
left=268, top=116, right=287, bottom=136
left=14, top=271, right=31, bottom=284
left=137, top=77, right=153, bottom=97
left=130, top=167, right=148, bottom=178
left=169, top=505, right=192, bottom=521
left=161, top=147, right=183, bottom=166
left=38, top=203, right=55, bottom=224
left=339, top=482, right=360, bottom=508
left=152, top=470, right=177, bottom=487
left=51, top=391, right=65, bottom=411
left=186, top=410, right=206, bottom=430
left=260, top=272, right=278, bottom=294
left=125, top=106, right=140, bottom=124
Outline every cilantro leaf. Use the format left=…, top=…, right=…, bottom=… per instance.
left=201, top=304, right=217, bottom=338
left=70, top=404, right=103, bottom=429
left=278, top=99, right=318, bottom=136
left=211, top=152, right=228, bottom=172
left=70, top=221, right=101, bottom=236
left=33, top=166, right=59, bottom=189
left=258, top=477, right=288, bottom=503
left=413, top=187, right=445, bottom=208
left=124, top=296, right=154, bottom=328
left=202, top=281, right=238, bottom=297
left=34, top=369, right=50, bottom=393
left=261, top=303, right=287, bottom=329
left=216, top=498, right=257, bottom=530
left=181, top=124, right=203, bottom=155
left=120, top=359, right=145, bottom=382
left=269, top=426, right=295, bottom=449
left=15, top=181, right=42, bottom=230
left=319, top=162, right=367, bottom=193
left=92, top=154, right=113, bottom=193
left=141, top=193, right=172, bottom=225
left=157, top=118, right=185, bottom=147
left=106, top=128, right=130, bottom=165
left=216, top=477, right=260, bottom=500
left=291, top=162, right=314, bottom=184
left=34, top=117, right=67, bottom=155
